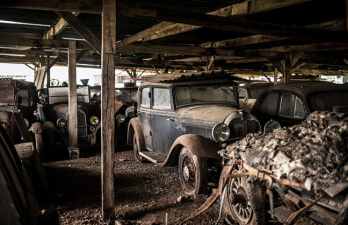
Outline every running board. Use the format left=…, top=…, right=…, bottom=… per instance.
left=139, top=152, right=159, bottom=164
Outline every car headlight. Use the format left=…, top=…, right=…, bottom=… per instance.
left=116, top=114, right=126, bottom=124
left=57, top=118, right=67, bottom=128
left=212, top=123, right=231, bottom=142
left=89, top=116, right=99, bottom=126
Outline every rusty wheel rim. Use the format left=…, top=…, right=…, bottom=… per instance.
left=181, top=156, right=197, bottom=191
left=227, top=177, right=253, bottom=224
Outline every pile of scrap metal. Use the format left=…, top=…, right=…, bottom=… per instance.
left=175, top=111, right=348, bottom=225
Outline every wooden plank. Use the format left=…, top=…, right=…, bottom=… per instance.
left=201, top=19, right=345, bottom=49
left=46, top=56, right=51, bottom=88
left=121, top=0, right=313, bottom=45
left=101, top=0, right=116, bottom=220
left=57, top=12, right=101, bottom=53
left=43, top=17, right=68, bottom=40
left=201, top=34, right=285, bottom=48
left=68, top=41, right=78, bottom=147
left=118, top=44, right=235, bottom=56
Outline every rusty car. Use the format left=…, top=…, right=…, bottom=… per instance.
left=127, top=73, right=261, bottom=197
left=252, top=81, right=348, bottom=128
left=38, top=82, right=100, bottom=156
left=87, top=83, right=138, bottom=148
left=114, top=83, right=138, bottom=147
left=238, top=81, right=272, bottom=109
left=217, top=111, right=348, bottom=225
left=0, top=79, right=39, bottom=145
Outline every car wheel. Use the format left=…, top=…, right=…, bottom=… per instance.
left=133, top=135, right=146, bottom=162
left=224, top=176, right=267, bottom=225
left=178, top=147, right=207, bottom=198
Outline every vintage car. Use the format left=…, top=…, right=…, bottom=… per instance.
left=252, top=81, right=348, bottom=127
left=89, top=83, right=138, bottom=148
left=219, top=111, right=348, bottom=225
left=127, top=74, right=261, bottom=197
left=39, top=83, right=101, bottom=154
left=114, top=83, right=138, bottom=147
left=238, top=81, right=272, bottom=109
left=0, top=79, right=40, bottom=145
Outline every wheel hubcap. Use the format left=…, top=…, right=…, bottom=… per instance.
left=227, top=177, right=253, bottom=224
left=181, top=157, right=196, bottom=190
left=183, top=165, right=190, bottom=181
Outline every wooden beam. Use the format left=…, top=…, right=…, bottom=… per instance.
left=346, top=0, right=348, bottom=31
left=201, top=19, right=345, bottom=49
left=46, top=56, right=51, bottom=88
left=201, top=35, right=286, bottom=48
left=121, top=0, right=313, bottom=45
left=57, top=12, right=101, bottom=53
left=43, top=17, right=68, bottom=40
left=101, top=0, right=115, bottom=220
left=68, top=41, right=78, bottom=147
left=118, top=44, right=235, bottom=56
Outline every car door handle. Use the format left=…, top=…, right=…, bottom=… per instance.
left=166, top=118, right=175, bottom=122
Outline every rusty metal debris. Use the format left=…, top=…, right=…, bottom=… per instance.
left=179, top=111, right=348, bottom=225
left=225, top=111, right=348, bottom=196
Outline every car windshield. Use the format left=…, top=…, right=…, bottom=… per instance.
left=308, top=90, right=348, bottom=111
left=175, top=85, right=237, bottom=107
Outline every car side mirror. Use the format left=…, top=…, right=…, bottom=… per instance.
left=263, top=120, right=281, bottom=134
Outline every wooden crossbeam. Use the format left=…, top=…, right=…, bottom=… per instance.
left=57, top=12, right=101, bottom=53
left=201, top=20, right=345, bottom=49
left=121, top=0, right=313, bottom=45
left=118, top=44, right=235, bottom=56
left=43, top=18, right=68, bottom=40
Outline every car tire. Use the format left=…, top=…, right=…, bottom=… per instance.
left=133, top=135, right=146, bottom=162
left=224, top=176, right=267, bottom=225
left=178, top=147, right=207, bottom=198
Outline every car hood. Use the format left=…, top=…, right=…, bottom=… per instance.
left=176, top=105, right=239, bottom=124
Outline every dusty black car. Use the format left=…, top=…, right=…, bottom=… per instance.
left=87, top=84, right=138, bottom=148
left=252, top=81, right=348, bottom=127
left=238, top=81, right=272, bottom=109
left=38, top=85, right=100, bottom=156
left=0, top=79, right=39, bottom=145
left=127, top=75, right=260, bottom=197
left=114, top=84, right=138, bottom=147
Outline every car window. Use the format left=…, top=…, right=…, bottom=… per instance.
left=294, top=97, right=306, bottom=119
left=175, top=85, right=238, bottom=107
left=153, top=88, right=171, bottom=110
left=279, top=93, right=295, bottom=118
left=279, top=93, right=306, bottom=119
left=141, top=87, right=151, bottom=108
left=258, top=92, right=279, bottom=116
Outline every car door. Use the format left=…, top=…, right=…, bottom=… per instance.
left=150, top=87, right=176, bottom=154
left=253, top=91, right=280, bottom=126
left=278, top=92, right=307, bottom=126
left=138, top=87, right=153, bottom=150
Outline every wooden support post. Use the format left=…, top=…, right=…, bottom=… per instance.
left=46, top=56, right=51, bottom=88
left=68, top=41, right=78, bottom=147
left=281, top=59, right=290, bottom=84
left=101, top=0, right=116, bottom=220
left=346, top=0, right=348, bottom=31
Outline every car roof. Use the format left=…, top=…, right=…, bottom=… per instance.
left=268, top=81, right=348, bottom=97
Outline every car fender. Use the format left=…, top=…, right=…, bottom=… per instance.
left=161, top=134, right=219, bottom=167
left=127, top=117, right=145, bottom=148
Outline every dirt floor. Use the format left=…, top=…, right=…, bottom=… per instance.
left=44, top=150, right=228, bottom=225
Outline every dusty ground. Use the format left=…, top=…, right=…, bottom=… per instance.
left=44, top=150, right=227, bottom=225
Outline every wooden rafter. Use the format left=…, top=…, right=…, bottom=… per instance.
left=57, top=12, right=101, bottom=53
left=120, top=0, right=314, bottom=45
left=43, top=17, right=69, bottom=40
